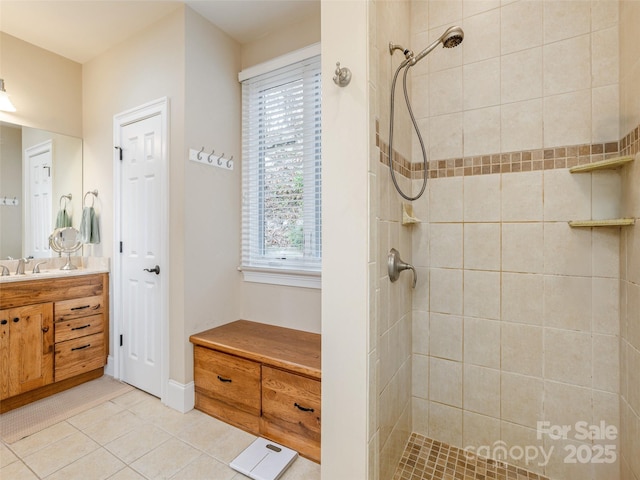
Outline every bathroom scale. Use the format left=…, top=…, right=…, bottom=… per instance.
left=230, top=437, right=298, bottom=480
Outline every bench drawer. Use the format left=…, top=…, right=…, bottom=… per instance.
left=261, top=366, right=321, bottom=462
left=194, top=346, right=261, bottom=420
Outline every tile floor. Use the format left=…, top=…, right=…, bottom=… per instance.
left=0, top=388, right=321, bottom=480
left=392, top=433, right=549, bottom=480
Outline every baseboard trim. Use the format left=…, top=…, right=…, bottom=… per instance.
left=164, top=379, right=195, bottom=413
left=104, top=355, right=115, bottom=377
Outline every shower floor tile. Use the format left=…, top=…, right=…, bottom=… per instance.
left=392, top=433, right=549, bottom=480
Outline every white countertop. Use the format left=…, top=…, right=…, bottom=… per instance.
left=0, top=257, right=110, bottom=283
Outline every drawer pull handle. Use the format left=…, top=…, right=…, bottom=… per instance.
left=217, top=375, right=232, bottom=383
left=13, top=317, right=19, bottom=323
left=71, top=344, right=91, bottom=351
left=71, top=324, right=91, bottom=331
left=294, top=403, right=314, bottom=413
left=42, top=326, right=49, bottom=333
left=1, top=319, right=7, bottom=325
left=71, top=305, right=91, bottom=311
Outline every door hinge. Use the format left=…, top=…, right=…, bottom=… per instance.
left=119, top=241, right=123, bottom=253
left=120, top=334, right=123, bottom=347
left=115, top=146, right=123, bottom=160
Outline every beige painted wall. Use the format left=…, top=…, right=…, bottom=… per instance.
left=0, top=33, right=82, bottom=137
left=82, top=7, right=187, bottom=379
left=0, top=124, right=22, bottom=258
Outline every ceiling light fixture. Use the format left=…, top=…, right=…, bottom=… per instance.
left=0, top=79, right=17, bottom=112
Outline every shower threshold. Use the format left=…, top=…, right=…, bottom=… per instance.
left=392, top=433, right=550, bottom=480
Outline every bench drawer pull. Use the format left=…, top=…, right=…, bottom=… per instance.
left=71, top=344, right=91, bottom=351
left=294, top=402, right=314, bottom=413
left=217, top=375, right=232, bottom=383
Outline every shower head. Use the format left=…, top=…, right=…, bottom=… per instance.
left=411, top=25, right=464, bottom=64
left=441, top=26, right=464, bottom=48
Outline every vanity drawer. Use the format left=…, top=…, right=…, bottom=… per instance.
left=55, top=332, right=105, bottom=381
left=55, top=295, right=104, bottom=322
left=261, top=366, right=321, bottom=462
left=194, top=346, right=261, bottom=411
left=55, top=314, right=103, bottom=343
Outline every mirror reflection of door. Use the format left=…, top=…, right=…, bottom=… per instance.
left=24, top=140, right=53, bottom=258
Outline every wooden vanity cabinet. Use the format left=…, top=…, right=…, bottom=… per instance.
left=0, top=303, right=54, bottom=400
left=190, top=320, right=322, bottom=463
left=0, top=273, right=108, bottom=412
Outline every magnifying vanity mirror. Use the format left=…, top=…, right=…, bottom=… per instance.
left=49, top=227, right=82, bottom=270
left=0, top=121, right=83, bottom=260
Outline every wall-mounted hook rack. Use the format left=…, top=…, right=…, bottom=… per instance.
left=189, top=147, right=234, bottom=171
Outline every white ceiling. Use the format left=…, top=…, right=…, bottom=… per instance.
left=0, top=0, right=320, bottom=64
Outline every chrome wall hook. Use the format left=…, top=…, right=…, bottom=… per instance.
left=208, top=149, right=215, bottom=163
left=197, top=147, right=205, bottom=160
left=333, top=62, right=352, bottom=87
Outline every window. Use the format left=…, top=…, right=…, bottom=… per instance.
left=240, top=49, right=322, bottom=288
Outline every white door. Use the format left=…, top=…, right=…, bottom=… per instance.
left=117, top=111, right=166, bottom=397
left=25, top=141, right=53, bottom=258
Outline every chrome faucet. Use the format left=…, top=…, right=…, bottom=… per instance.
left=33, top=261, right=47, bottom=274
left=0, top=265, right=9, bottom=276
left=15, top=257, right=32, bottom=275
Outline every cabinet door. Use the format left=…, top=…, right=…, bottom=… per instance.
left=0, top=311, right=10, bottom=399
left=0, top=303, right=54, bottom=399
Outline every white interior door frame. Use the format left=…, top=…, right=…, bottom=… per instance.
left=23, top=140, right=53, bottom=258
left=113, top=97, right=169, bottom=402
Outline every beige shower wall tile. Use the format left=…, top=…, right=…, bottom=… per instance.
left=543, top=169, right=591, bottom=222
left=501, top=98, right=544, bottom=153
left=463, top=57, right=500, bottom=110
left=429, top=112, right=464, bottom=161
left=544, top=328, right=592, bottom=387
left=501, top=373, right=544, bottom=428
left=413, top=354, right=429, bottom=399
left=592, top=26, right=619, bottom=88
left=592, top=277, right=620, bottom=336
left=501, top=170, right=543, bottom=222
left=464, top=317, right=501, bottom=368
left=502, top=223, right=543, bottom=273
left=464, top=223, right=501, bottom=271
left=544, top=275, right=592, bottom=331
left=543, top=381, right=593, bottom=433
left=543, top=1, right=591, bottom=44
left=543, top=222, right=592, bottom=277
left=593, top=334, right=619, bottom=393
left=430, top=67, right=463, bottom=116
left=462, top=411, right=501, bottom=451
left=543, top=89, right=592, bottom=148
left=501, top=0, right=543, bottom=55
left=463, top=106, right=501, bottom=157
left=463, top=364, right=500, bottom=417
left=430, top=223, right=463, bottom=268
left=501, top=47, right=542, bottom=104
left=592, top=0, right=619, bottom=31
left=412, top=397, right=429, bottom=437
left=592, top=85, right=620, bottom=144
left=428, top=401, right=463, bottom=447
left=429, top=0, right=463, bottom=30
left=543, top=34, right=591, bottom=97
left=430, top=176, right=463, bottom=222
left=464, top=270, right=501, bottom=319
left=464, top=173, right=500, bottom=222
left=501, top=323, right=543, bottom=377
left=502, top=272, right=543, bottom=326
left=429, top=357, right=463, bottom=407
left=500, top=421, right=545, bottom=474
left=430, top=267, right=463, bottom=314
left=592, top=228, right=620, bottom=278
left=462, top=8, right=501, bottom=64
left=462, top=0, right=500, bottom=19
left=429, top=313, right=463, bottom=361
left=412, top=310, right=429, bottom=355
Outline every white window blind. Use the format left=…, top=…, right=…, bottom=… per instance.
left=241, top=54, right=322, bottom=279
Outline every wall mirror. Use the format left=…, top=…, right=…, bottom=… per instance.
left=0, top=121, right=83, bottom=259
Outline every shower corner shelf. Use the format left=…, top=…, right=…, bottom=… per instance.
left=569, top=155, right=634, bottom=173
left=569, top=218, right=635, bottom=228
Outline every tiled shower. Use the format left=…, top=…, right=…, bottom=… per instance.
left=368, top=1, right=640, bottom=480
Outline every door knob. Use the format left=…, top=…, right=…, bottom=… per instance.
left=143, top=265, right=160, bottom=275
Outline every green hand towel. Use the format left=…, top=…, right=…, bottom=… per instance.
left=55, top=208, right=72, bottom=228
left=79, top=206, right=100, bottom=244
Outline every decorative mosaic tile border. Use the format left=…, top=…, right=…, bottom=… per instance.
left=392, top=433, right=550, bottom=480
left=376, top=120, right=640, bottom=180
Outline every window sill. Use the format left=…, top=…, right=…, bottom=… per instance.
left=240, top=266, right=321, bottom=289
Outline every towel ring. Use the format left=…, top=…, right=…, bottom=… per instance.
left=83, top=190, right=98, bottom=208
